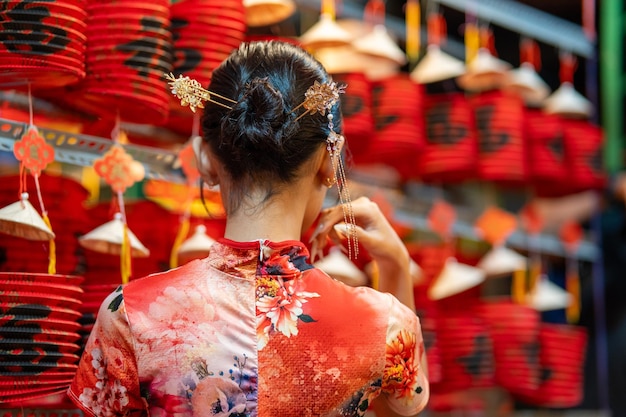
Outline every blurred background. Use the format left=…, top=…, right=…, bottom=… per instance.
left=0, top=0, right=624, bottom=415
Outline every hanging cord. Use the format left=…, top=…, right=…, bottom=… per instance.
left=27, top=85, right=56, bottom=274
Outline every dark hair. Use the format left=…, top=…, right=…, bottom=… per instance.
left=201, top=41, right=342, bottom=213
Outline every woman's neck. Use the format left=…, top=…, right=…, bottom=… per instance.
left=222, top=186, right=309, bottom=243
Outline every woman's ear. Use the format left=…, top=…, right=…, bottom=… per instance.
left=192, top=136, right=219, bottom=186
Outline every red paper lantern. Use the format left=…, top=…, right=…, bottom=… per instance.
left=470, top=90, right=527, bottom=184
left=476, top=300, right=542, bottom=397
left=331, top=72, right=375, bottom=161
left=562, top=119, right=605, bottom=192
left=0, top=0, right=88, bottom=88
left=525, top=109, right=568, bottom=187
left=361, top=74, right=425, bottom=181
left=514, top=323, right=587, bottom=408
left=419, top=92, right=478, bottom=183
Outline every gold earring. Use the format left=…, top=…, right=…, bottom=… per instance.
left=324, top=177, right=335, bottom=188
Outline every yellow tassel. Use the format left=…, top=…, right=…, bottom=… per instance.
left=322, top=0, right=335, bottom=19
left=42, top=213, right=56, bottom=275
left=512, top=268, right=526, bottom=304
left=465, top=22, right=480, bottom=64
left=566, top=270, right=581, bottom=323
left=120, top=223, right=131, bottom=284
left=370, top=260, right=379, bottom=290
left=406, top=0, right=420, bottom=65
left=170, top=215, right=191, bottom=269
left=529, top=258, right=541, bottom=294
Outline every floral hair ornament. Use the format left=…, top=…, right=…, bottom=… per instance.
left=165, top=72, right=237, bottom=112
left=0, top=86, right=57, bottom=273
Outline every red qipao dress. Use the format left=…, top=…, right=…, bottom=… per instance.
left=68, top=239, right=429, bottom=417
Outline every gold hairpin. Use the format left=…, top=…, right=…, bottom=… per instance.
left=165, top=73, right=237, bottom=112
left=293, top=81, right=345, bottom=121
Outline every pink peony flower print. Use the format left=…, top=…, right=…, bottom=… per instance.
left=79, top=347, right=130, bottom=417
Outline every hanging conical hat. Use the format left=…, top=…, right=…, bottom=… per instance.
left=526, top=275, right=572, bottom=311
left=456, top=48, right=511, bottom=92
left=477, top=246, right=527, bottom=278
left=314, top=45, right=370, bottom=74
left=314, top=247, right=368, bottom=287
left=243, top=0, right=296, bottom=27
left=543, top=82, right=592, bottom=118
left=410, top=45, right=466, bottom=84
left=0, top=193, right=54, bottom=241
left=428, top=257, right=486, bottom=300
left=78, top=213, right=149, bottom=257
left=299, top=13, right=352, bottom=50
left=352, top=25, right=407, bottom=66
left=502, top=62, right=551, bottom=106
left=178, top=225, right=216, bottom=258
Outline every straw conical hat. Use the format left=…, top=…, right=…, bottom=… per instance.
left=243, top=0, right=296, bottom=27
left=428, top=258, right=486, bottom=300
left=456, top=48, right=511, bottom=92
left=526, top=275, right=572, bottom=311
left=477, top=246, right=527, bottom=278
left=543, top=82, right=592, bottom=118
left=502, top=62, right=551, bottom=106
left=410, top=45, right=466, bottom=84
left=314, top=45, right=369, bottom=74
left=314, top=247, right=368, bottom=287
left=352, top=25, right=407, bottom=66
left=79, top=213, right=149, bottom=257
left=0, top=193, right=54, bottom=241
left=299, top=14, right=353, bottom=50
left=178, top=225, right=215, bottom=258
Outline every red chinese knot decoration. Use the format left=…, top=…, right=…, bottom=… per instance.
left=13, top=127, right=55, bottom=176
left=93, top=146, right=145, bottom=193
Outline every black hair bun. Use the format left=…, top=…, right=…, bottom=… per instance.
left=221, top=77, right=296, bottom=152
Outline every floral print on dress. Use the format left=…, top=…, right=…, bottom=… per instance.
left=255, top=245, right=319, bottom=350
left=188, top=355, right=257, bottom=417
left=382, top=329, right=424, bottom=402
left=78, top=347, right=130, bottom=417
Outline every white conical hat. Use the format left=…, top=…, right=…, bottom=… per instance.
left=410, top=45, right=466, bottom=84
left=79, top=213, right=149, bottom=257
left=503, top=62, right=551, bottom=106
left=428, top=257, right=486, bottom=300
left=0, top=193, right=54, bottom=241
left=314, top=45, right=369, bottom=74
left=543, top=82, right=592, bottom=118
left=456, top=48, right=512, bottom=92
left=299, top=13, right=352, bottom=50
left=314, top=247, right=368, bottom=287
left=243, top=0, right=296, bottom=27
left=526, top=275, right=572, bottom=311
left=353, top=25, right=407, bottom=66
left=477, top=246, right=527, bottom=278
left=178, top=225, right=216, bottom=258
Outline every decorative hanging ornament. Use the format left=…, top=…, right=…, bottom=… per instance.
left=299, top=0, right=352, bottom=51
left=543, top=52, right=592, bottom=118
left=2, top=118, right=57, bottom=273
left=314, top=246, right=368, bottom=287
left=82, top=129, right=147, bottom=284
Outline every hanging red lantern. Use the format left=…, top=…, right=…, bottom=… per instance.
left=419, top=92, right=478, bottom=183
left=562, top=118, right=605, bottom=193
left=525, top=109, right=568, bottom=189
left=476, top=300, right=542, bottom=397
left=470, top=90, right=527, bottom=184
left=361, top=74, right=425, bottom=181
left=0, top=0, right=88, bottom=89
left=331, top=72, right=375, bottom=161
